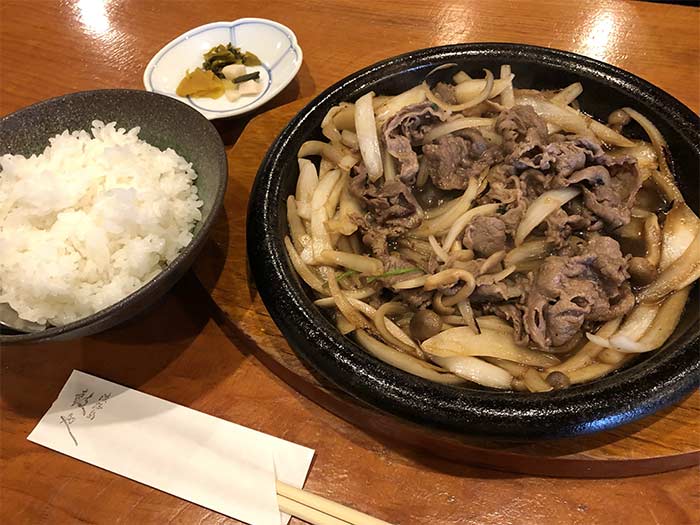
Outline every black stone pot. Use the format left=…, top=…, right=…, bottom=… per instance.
left=0, top=89, right=227, bottom=343
left=248, top=44, right=699, bottom=439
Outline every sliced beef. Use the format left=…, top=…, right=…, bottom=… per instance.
left=543, top=209, right=590, bottom=247
left=414, top=180, right=454, bottom=210
left=496, top=105, right=549, bottom=155
left=500, top=200, right=528, bottom=236
left=433, top=82, right=458, bottom=105
left=480, top=170, right=524, bottom=206
left=471, top=274, right=530, bottom=303
left=581, top=164, right=641, bottom=229
left=483, top=303, right=529, bottom=347
left=508, top=134, right=608, bottom=180
left=502, top=125, right=641, bottom=231
left=523, top=236, right=634, bottom=349
left=549, top=159, right=641, bottom=230
left=382, top=102, right=448, bottom=183
left=350, top=170, right=423, bottom=256
left=586, top=236, right=630, bottom=290
left=398, top=289, right=434, bottom=310
left=396, top=245, right=438, bottom=274
left=524, top=140, right=587, bottom=177
left=519, top=169, right=548, bottom=200
left=573, top=136, right=607, bottom=163
left=463, top=215, right=508, bottom=257
left=565, top=165, right=610, bottom=186
left=450, top=258, right=484, bottom=276
left=422, top=130, right=502, bottom=190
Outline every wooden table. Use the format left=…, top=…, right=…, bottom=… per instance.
left=2, top=1, right=699, bottom=524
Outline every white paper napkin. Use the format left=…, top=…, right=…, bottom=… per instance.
left=28, top=370, right=315, bottom=525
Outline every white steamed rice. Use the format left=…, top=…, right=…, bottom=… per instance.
left=0, top=120, right=203, bottom=326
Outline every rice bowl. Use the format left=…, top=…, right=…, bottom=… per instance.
left=0, top=121, right=203, bottom=328
left=0, top=89, right=227, bottom=342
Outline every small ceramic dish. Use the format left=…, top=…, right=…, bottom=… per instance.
left=143, top=18, right=303, bottom=120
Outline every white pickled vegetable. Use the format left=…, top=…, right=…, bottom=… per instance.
left=221, top=64, right=247, bottom=80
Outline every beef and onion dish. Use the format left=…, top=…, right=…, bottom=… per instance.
left=283, top=65, right=700, bottom=392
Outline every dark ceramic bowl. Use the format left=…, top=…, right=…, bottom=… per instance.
left=248, top=44, right=700, bottom=439
left=0, top=89, right=227, bottom=343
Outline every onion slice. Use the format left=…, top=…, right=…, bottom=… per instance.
left=327, top=267, right=369, bottom=330
left=286, top=196, right=310, bottom=256
left=504, top=238, right=553, bottom=268
left=515, top=93, right=634, bottom=147
left=374, top=85, right=426, bottom=124
left=424, top=70, right=495, bottom=112
left=422, top=326, right=559, bottom=367
left=455, top=75, right=513, bottom=104
left=615, top=303, right=660, bottom=340
left=499, top=65, right=515, bottom=108
left=639, top=228, right=700, bottom=303
left=473, top=316, right=515, bottom=333
left=550, top=317, right=622, bottom=373
left=346, top=297, right=420, bottom=355
left=314, top=287, right=377, bottom=307
left=515, top=187, right=581, bottom=245
left=420, top=118, right=494, bottom=144
left=317, top=250, right=384, bottom=275
left=659, top=202, right=700, bottom=271
left=354, top=91, right=383, bottom=181
left=354, top=329, right=465, bottom=385
left=295, top=159, right=319, bottom=219
left=309, top=169, right=341, bottom=260
left=584, top=332, right=612, bottom=349
left=550, top=82, right=583, bottom=106
left=415, top=174, right=484, bottom=237
left=430, top=355, right=513, bottom=389
left=611, top=286, right=691, bottom=353
left=441, top=203, right=501, bottom=252
left=568, top=359, right=632, bottom=385
left=622, top=107, right=684, bottom=203
left=523, top=368, right=553, bottom=393
left=372, top=302, right=419, bottom=356
left=391, top=275, right=428, bottom=290
left=643, top=213, right=662, bottom=268
left=284, top=236, right=327, bottom=295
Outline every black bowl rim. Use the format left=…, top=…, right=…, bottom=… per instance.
left=250, top=43, right=700, bottom=439
left=0, top=88, right=228, bottom=343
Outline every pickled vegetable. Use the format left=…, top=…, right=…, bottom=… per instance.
left=177, top=43, right=261, bottom=100
left=202, top=43, right=261, bottom=78
left=176, top=69, right=226, bottom=99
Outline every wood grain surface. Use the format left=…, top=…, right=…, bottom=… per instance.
left=1, top=1, right=699, bottom=524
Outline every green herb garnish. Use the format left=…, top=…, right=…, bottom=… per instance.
left=336, top=269, right=359, bottom=281
left=367, top=267, right=421, bottom=283
left=202, top=43, right=262, bottom=78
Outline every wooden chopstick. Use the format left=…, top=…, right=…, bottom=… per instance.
left=276, top=480, right=393, bottom=525
left=278, top=494, right=351, bottom=525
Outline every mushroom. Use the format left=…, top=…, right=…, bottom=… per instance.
left=409, top=309, right=442, bottom=341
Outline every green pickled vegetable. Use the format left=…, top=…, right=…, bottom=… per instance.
left=233, top=71, right=261, bottom=84
left=202, top=43, right=262, bottom=78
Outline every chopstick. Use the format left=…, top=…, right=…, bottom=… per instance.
left=277, top=495, right=351, bottom=525
left=276, top=480, right=393, bottom=525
